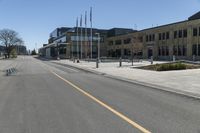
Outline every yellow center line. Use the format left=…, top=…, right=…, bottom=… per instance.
left=50, top=70, right=152, bottom=133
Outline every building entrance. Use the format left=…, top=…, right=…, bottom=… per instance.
left=148, top=48, right=153, bottom=58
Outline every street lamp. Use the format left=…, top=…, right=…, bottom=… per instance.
left=95, top=33, right=100, bottom=68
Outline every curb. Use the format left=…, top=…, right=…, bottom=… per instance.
left=104, top=74, right=200, bottom=100
left=53, top=61, right=200, bottom=100
left=53, top=62, right=106, bottom=75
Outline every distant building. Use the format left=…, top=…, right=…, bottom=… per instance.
left=106, top=31, right=142, bottom=58
left=0, top=45, right=27, bottom=56
left=39, top=27, right=134, bottom=59
left=39, top=11, right=200, bottom=61
left=48, top=27, right=72, bottom=44
left=14, top=45, right=27, bottom=55
left=0, top=45, right=5, bottom=56
left=107, top=28, right=136, bottom=37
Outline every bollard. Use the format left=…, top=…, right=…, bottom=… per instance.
left=173, top=55, right=176, bottom=62
left=119, top=57, right=122, bottom=67
left=193, top=55, right=195, bottom=62
left=77, top=59, right=80, bottom=63
left=96, top=58, right=99, bottom=68
left=6, top=70, right=9, bottom=76
left=131, top=58, right=134, bottom=66
left=73, top=58, right=75, bottom=63
left=151, top=56, right=153, bottom=65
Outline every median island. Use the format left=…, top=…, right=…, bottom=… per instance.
left=138, top=62, right=200, bottom=71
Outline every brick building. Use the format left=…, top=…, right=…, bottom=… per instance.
left=107, top=12, right=200, bottom=60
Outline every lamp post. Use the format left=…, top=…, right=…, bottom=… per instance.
left=95, top=33, right=100, bottom=68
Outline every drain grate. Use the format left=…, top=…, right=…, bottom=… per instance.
left=6, top=68, right=17, bottom=76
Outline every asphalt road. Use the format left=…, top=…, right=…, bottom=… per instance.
left=0, top=56, right=200, bottom=133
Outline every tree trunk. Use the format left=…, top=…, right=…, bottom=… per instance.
left=6, top=46, right=11, bottom=58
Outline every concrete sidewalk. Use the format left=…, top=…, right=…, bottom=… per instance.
left=52, top=59, right=200, bottom=98
left=0, top=58, right=19, bottom=76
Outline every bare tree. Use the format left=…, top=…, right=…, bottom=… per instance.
left=0, top=29, right=23, bottom=58
left=132, top=37, right=143, bottom=56
left=131, top=35, right=143, bottom=66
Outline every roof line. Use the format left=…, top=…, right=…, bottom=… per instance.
left=139, top=20, right=188, bottom=32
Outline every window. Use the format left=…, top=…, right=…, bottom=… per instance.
left=192, top=44, right=197, bottom=55
left=182, top=45, right=186, bottom=56
left=124, top=49, right=129, bottom=56
left=174, top=31, right=177, bottom=39
left=152, top=34, right=155, bottom=41
left=116, top=49, right=121, bottom=57
left=198, top=44, right=200, bottom=56
left=124, top=38, right=131, bottom=44
left=162, top=46, right=165, bottom=56
left=100, top=36, right=104, bottom=42
left=166, top=46, right=169, bottom=56
left=139, top=37, right=143, bottom=42
left=199, top=27, right=200, bottom=36
left=173, top=45, right=177, bottom=56
left=193, top=28, right=197, bottom=36
left=178, top=30, right=182, bottom=38
left=183, top=29, right=187, bottom=38
left=162, top=33, right=165, bottom=40
left=178, top=45, right=182, bottom=56
left=159, top=33, right=162, bottom=40
left=146, top=35, right=149, bottom=42
left=59, top=48, right=66, bottom=54
left=149, top=35, right=152, bottom=41
left=109, top=41, right=113, bottom=45
left=166, top=32, right=169, bottom=39
left=158, top=47, right=161, bottom=56
left=137, top=51, right=143, bottom=56
left=108, top=50, right=111, bottom=56
left=115, top=40, right=122, bottom=45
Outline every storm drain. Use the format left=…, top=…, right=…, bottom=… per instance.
left=6, top=68, right=17, bottom=76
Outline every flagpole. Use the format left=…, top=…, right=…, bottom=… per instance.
left=85, top=11, right=87, bottom=59
left=90, top=7, right=93, bottom=59
left=72, top=20, right=76, bottom=59
left=76, top=17, right=79, bottom=59
left=80, top=14, right=83, bottom=59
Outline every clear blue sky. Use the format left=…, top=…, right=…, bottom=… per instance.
left=0, top=0, right=199, bottom=50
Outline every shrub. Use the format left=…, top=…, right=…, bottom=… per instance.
left=10, top=48, right=17, bottom=58
left=31, top=49, right=37, bottom=55
left=156, top=63, right=186, bottom=71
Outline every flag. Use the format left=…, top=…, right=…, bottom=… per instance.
left=85, top=11, right=87, bottom=25
left=80, top=14, right=82, bottom=27
left=76, top=17, right=78, bottom=28
left=90, top=7, right=92, bottom=22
